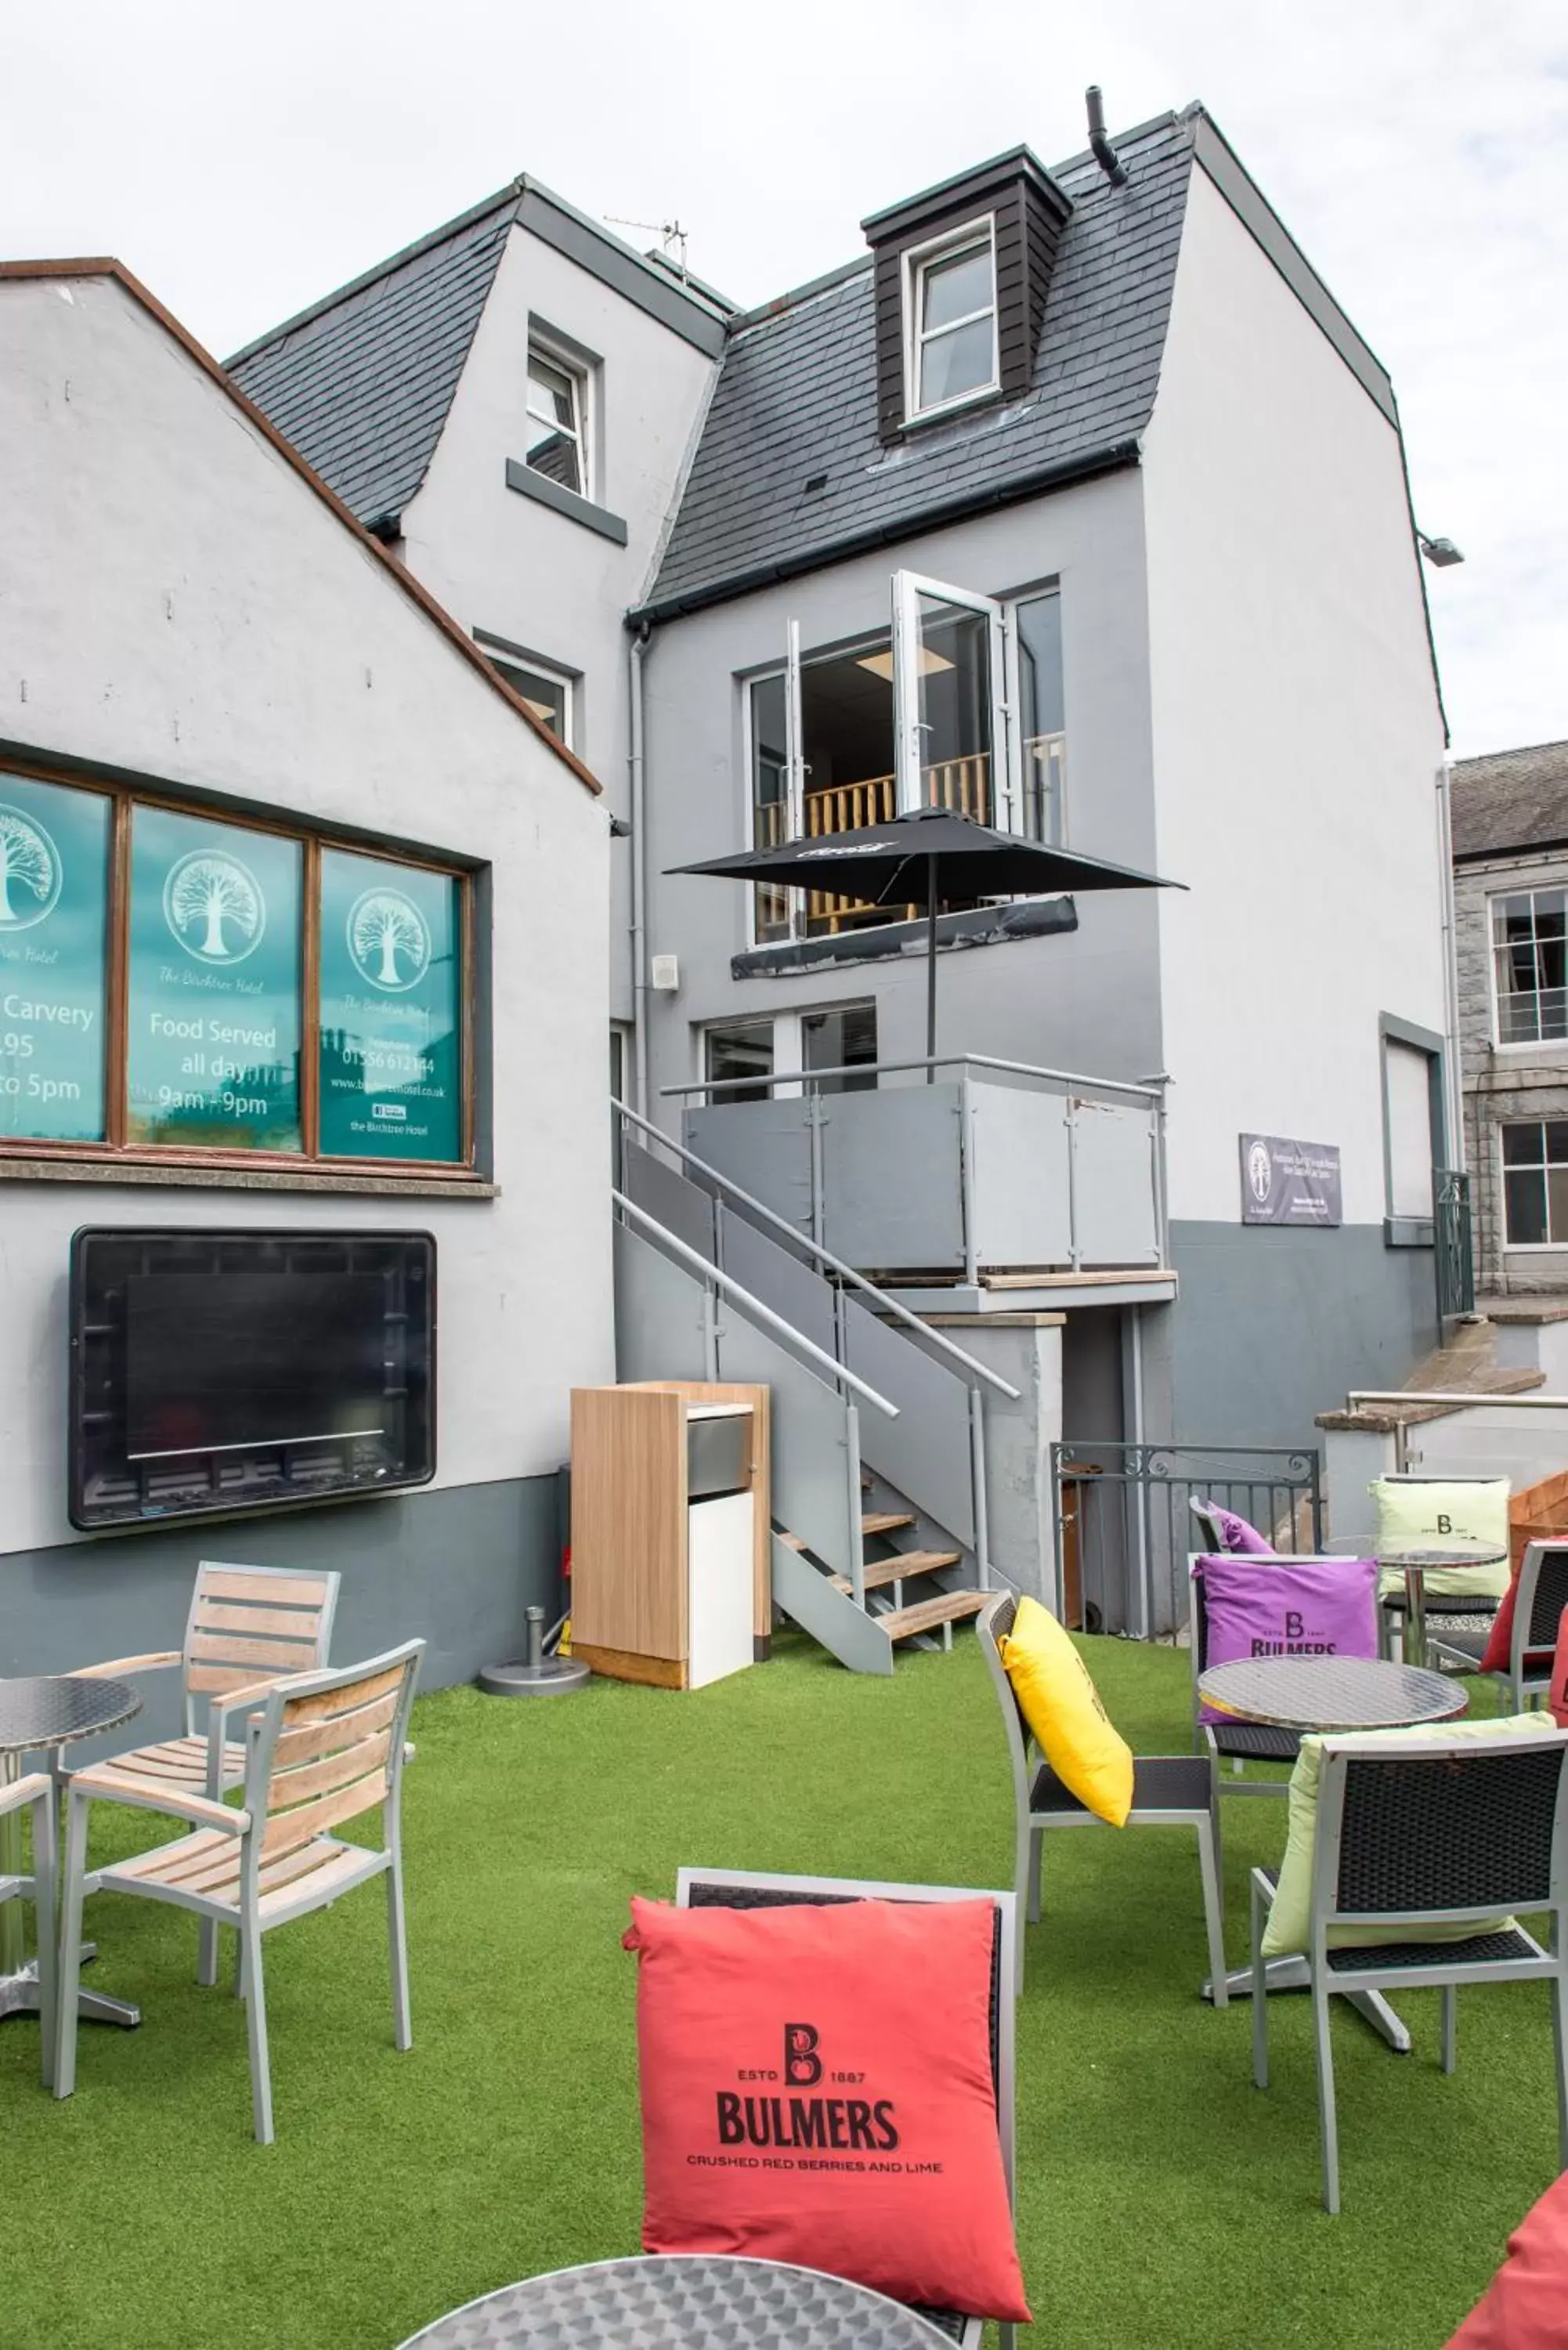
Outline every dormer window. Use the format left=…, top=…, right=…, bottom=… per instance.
left=906, top=219, right=999, bottom=421
left=526, top=342, right=587, bottom=495
left=863, top=146, right=1071, bottom=443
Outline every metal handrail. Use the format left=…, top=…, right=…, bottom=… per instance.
left=612, top=1190, right=899, bottom=1419
left=1346, top=1391, right=1568, bottom=1412
left=615, top=1100, right=1021, bottom=1401
left=661, top=1050, right=1168, bottom=1107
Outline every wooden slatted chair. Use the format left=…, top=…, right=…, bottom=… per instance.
left=64, top=1560, right=340, bottom=1983
left=54, top=1640, right=422, bottom=2143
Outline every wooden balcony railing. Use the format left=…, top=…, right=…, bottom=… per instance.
left=752, top=737, right=1068, bottom=937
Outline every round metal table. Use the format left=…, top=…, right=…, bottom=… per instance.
left=1198, top=1652, right=1465, bottom=2050
left=0, top=1675, right=142, bottom=2031
left=1198, top=1652, right=1469, bottom=1734
left=394, top=2256, right=955, bottom=2348
left=1377, top=1546, right=1508, bottom=1671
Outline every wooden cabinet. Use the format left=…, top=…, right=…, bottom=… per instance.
left=569, top=1381, right=771, bottom=1690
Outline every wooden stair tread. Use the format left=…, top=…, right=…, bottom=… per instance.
left=862, top=1510, right=915, bottom=1536
left=878, top=1590, right=988, bottom=1640
left=828, top=1549, right=962, bottom=1596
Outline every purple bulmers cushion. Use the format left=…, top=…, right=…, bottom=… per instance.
left=1205, top=1502, right=1275, bottom=1556
left=1198, top=1554, right=1380, bottom=1723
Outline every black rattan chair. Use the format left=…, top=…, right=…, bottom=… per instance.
left=1429, top=1540, right=1568, bottom=1708
left=978, top=1593, right=1227, bottom=1998
left=1250, top=1728, right=1568, bottom=2212
left=674, top=1868, right=1018, bottom=2350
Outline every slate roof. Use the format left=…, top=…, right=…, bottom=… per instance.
left=638, top=109, right=1196, bottom=620
left=1451, top=741, right=1568, bottom=861
left=226, top=186, right=521, bottom=530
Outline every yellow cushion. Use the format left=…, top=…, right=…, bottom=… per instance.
left=1371, top=1478, right=1511, bottom=1600
left=999, top=1596, right=1135, bottom=1828
left=1260, top=1710, right=1557, bottom=1960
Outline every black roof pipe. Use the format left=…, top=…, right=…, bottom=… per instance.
left=1086, top=86, right=1129, bottom=186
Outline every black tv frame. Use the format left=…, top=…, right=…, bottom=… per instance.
left=68, top=1226, right=436, bottom=1531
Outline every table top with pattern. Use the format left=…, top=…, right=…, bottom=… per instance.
left=394, top=2257, right=954, bottom=2348
left=1198, top=1653, right=1469, bottom=1732
left=0, top=1676, right=140, bottom=1756
left=1376, top=1546, right=1508, bottom=1570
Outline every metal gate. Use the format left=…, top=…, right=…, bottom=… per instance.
left=1435, top=1169, right=1475, bottom=1325
left=1050, top=1441, right=1324, bottom=1640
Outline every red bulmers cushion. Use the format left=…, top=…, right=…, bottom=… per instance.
left=1445, top=2172, right=1568, bottom=2346
left=1479, top=1567, right=1555, bottom=1677
left=623, top=1895, right=1029, bottom=2323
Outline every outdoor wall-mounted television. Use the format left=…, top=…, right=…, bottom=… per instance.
left=68, top=1227, right=435, bottom=1531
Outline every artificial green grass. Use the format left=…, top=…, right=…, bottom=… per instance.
left=0, top=1633, right=1548, bottom=2348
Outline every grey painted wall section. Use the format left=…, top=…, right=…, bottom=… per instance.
left=1168, top=1220, right=1437, bottom=1453
left=639, top=466, right=1165, bottom=1108
left=0, top=1476, right=563, bottom=1743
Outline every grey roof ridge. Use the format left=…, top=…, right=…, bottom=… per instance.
left=629, top=435, right=1143, bottom=626
left=225, top=179, right=523, bottom=367
left=721, top=107, right=1189, bottom=342
left=226, top=170, right=731, bottom=372
left=1454, top=737, right=1568, bottom=771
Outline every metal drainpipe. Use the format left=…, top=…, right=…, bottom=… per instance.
left=1435, top=757, right=1465, bottom=1175
left=628, top=624, right=652, bottom=1119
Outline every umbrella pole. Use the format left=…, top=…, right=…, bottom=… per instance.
left=926, top=850, right=938, bottom=1083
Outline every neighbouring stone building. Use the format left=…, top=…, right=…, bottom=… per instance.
left=1452, top=739, right=1568, bottom=1296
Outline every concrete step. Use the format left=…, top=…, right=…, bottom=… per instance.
left=877, top=1589, right=988, bottom=1641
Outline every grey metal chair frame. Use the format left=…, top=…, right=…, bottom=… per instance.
left=0, top=1773, right=56, bottom=2090
left=675, top=1867, right=1017, bottom=2350
left=977, top=1593, right=1227, bottom=1998
left=1249, top=1726, right=1568, bottom=2212
left=55, top=1639, right=422, bottom=2142
left=1427, top=1539, right=1568, bottom=1708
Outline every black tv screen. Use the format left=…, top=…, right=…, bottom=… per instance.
left=70, top=1229, right=435, bottom=1529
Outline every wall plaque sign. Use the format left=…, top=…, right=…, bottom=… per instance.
left=0, top=773, right=110, bottom=1142
left=1240, top=1133, right=1342, bottom=1227
left=125, top=806, right=302, bottom=1151
left=317, top=848, right=462, bottom=1162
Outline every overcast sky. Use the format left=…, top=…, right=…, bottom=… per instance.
left=5, top=0, right=1564, bottom=757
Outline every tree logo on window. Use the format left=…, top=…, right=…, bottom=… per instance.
left=163, top=849, right=266, bottom=965
left=1247, top=1140, right=1274, bottom=1205
left=0, top=804, right=63, bottom=931
left=347, top=888, right=431, bottom=992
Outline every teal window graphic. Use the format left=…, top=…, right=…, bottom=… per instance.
left=0, top=773, right=110, bottom=1143
left=319, top=849, right=462, bottom=1162
left=126, top=806, right=302, bottom=1151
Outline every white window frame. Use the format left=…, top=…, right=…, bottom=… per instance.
left=1498, top=1117, right=1568, bottom=1252
left=475, top=638, right=576, bottom=750
left=901, top=215, right=999, bottom=426
left=1487, top=885, right=1568, bottom=1052
left=891, top=569, right=1012, bottom=824
left=525, top=335, right=591, bottom=499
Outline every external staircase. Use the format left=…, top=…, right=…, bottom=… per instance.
left=612, top=1101, right=1020, bottom=1674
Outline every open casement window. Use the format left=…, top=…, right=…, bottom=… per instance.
left=892, top=572, right=1011, bottom=828
left=526, top=345, right=587, bottom=495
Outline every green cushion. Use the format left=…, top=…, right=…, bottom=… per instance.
left=1371, top=1477, right=1511, bottom=1600
left=1259, top=1711, right=1559, bottom=1961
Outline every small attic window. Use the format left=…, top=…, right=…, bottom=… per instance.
left=905, top=216, right=998, bottom=422
left=526, top=342, right=587, bottom=496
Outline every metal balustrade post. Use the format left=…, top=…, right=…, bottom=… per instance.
left=844, top=1403, right=866, bottom=1610
left=968, top=1385, right=992, bottom=1591
left=960, top=1069, right=979, bottom=1288
left=1065, top=1096, right=1081, bottom=1271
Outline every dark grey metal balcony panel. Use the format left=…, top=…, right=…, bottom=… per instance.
left=623, top=1143, right=717, bottom=1263
left=844, top=1296, right=976, bottom=1550
left=612, top=1222, right=711, bottom=1386
left=685, top=1101, right=815, bottom=1236
left=819, top=1086, right=966, bottom=1271
left=717, top=1209, right=838, bottom=1361
left=969, top=1080, right=1074, bottom=1267
left=1071, top=1097, right=1160, bottom=1264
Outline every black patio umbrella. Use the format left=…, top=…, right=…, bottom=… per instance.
left=669, top=804, right=1183, bottom=1075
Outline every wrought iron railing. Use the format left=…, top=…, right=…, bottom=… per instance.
left=1050, top=1440, right=1324, bottom=1640
left=1434, top=1168, right=1475, bottom=1324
